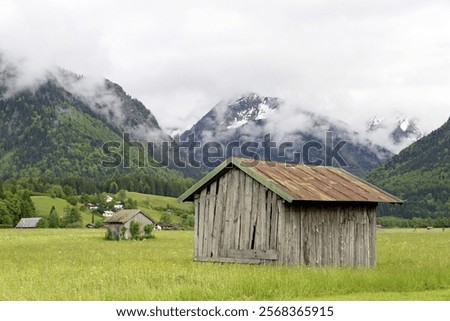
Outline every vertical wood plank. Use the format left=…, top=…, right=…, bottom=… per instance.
left=194, top=196, right=200, bottom=259
left=198, top=188, right=207, bottom=258
left=256, top=184, right=267, bottom=250
left=206, top=181, right=217, bottom=258
left=299, top=206, right=304, bottom=265
left=222, top=170, right=234, bottom=257
left=233, top=170, right=244, bottom=249
left=369, top=206, right=376, bottom=267
left=218, top=173, right=229, bottom=257
left=276, top=198, right=285, bottom=264
left=212, top=177, right=224, bottom=258
left=303, top=208, right=310, bottom=265
left=250, top=179, right=259, bottom=249
left=246, top=173, right=254, bottom=249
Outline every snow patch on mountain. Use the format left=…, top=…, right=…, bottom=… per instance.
left=227, top=118, right=249, bottom=129
left=255, top=103, right=276, bottom=120
left=399, top=119, right=410, bottom=131
left=366, top=115, right=424, bottom=153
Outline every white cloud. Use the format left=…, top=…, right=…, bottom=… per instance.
left=0, top=0, right=449, bottom=135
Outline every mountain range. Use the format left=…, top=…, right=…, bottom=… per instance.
left=1, top=59, right=449, bottom=219
left=367, top=116, right=423, bottom=145
left=366, top=116, right=450, bottom=218
left=0, top=64, right=195, bottom=196
left=180, top=93, right=392, bottom=177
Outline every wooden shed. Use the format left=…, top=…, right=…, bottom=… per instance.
left=106, top=209, right=156, bottom=240
left=179, top=157, right=402, bottom=267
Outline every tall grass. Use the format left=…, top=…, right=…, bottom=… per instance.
left=0, top=229, right=448, bottom=300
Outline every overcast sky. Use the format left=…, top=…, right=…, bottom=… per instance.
left=1, top=0, right=449, bottom=133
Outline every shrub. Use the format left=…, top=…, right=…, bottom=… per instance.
left=0, top=224, right=13, bottom=229
left=105, top=229, right=114, bottom=240
left=130, top=221, right=141, bottom=240
left=94, top=220, right=104, bottom=228
left=105, top=228, right=120, bottom=241
left=144, top=224, right=154, bottom=239
left=121, top=226, right=127, bottom=240
left=36, top=217, right=48, bottom=228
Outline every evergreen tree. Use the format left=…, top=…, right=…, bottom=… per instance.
left=0, top=200, right=13, bottom=226
left=118, top=189, right=127, bottom=202
left=62, top=206, right=82, bottom=228
left=109, top=181, right=119, bottom=194
left=19, top=190, right=35, bottom=218
left=4, top=192, right=22, bottom=225
left=48, top=206, right=60, bottom=228
left=0, top=180, right=4, bottom=199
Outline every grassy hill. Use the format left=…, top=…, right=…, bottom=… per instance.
left=31, top=192, right=194, bottom=227
left=120, top=191, right=193, bottom=224
left=31, top=196, right=96, bottom=225
left=0, top=75, right=196, bottom=197
left=32, top=196, right=71, bottom=217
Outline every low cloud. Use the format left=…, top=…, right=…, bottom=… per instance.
left=1, top=0, right=449, bottom=142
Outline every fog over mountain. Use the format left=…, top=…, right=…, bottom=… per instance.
left=1, top=0, right=449, bottom=139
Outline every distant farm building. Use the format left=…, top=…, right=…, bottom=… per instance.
left=102, top=211, right=114, bottom=217
left=106, top=209, right=156, bottom=240
left=15, top=217, right=43, bottom=229
left=113, top=203, right=124, bottom=210
left=179, top=157, right=403, bottom=267
left=85, top=203, right=99, bottom=210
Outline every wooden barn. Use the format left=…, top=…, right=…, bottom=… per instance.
left=179, top=157, right=402, bottom=267
left=106, top=209, right=156, bottom=240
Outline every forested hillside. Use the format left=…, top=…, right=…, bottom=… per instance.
left=0, top=78, right=195, bottom=197
left=366, top=117, right=450, bottom=218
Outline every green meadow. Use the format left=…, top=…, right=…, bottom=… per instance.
left=31, top=196, right=95, bottom=225
left=0, top=228, right=449, bottom=301
left=125, top=191, right=194, bottom=222
left=31, top=192, right=194, bottom=225
left=32, top=196, right=72, bottom=217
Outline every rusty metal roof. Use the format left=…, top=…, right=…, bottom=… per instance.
left=178, top=157, right=403, bottom=204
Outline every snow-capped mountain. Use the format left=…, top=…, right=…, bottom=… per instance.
left=222, top=93, right=280, bottom=129
left=180, top=93, right=392, bottom=176
left=180, top=93, right=280, bottom=140
left=367, top=116, right=423, bottom=144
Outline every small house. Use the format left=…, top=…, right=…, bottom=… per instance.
left=106, top=209, right=156, bottom=240
left=113, top=203, right=124, bottom=210
left=102, top=210, right=114, bottom=217
left=178, top=157, right=403, bottom=267
left=85, top=203, right=99, bottom=210
left=15, top=217, right=43, bottom=228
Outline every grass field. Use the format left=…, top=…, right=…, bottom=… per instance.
left=0, top=229, right=449, bottom=301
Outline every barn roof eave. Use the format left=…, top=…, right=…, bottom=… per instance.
left=338, top=168, right=404, bottom=204
left=232, top=158, right=294, bottom=203
left=177, top=157, right=235, bottom=202
left=177, top=157, right=295, bottom=203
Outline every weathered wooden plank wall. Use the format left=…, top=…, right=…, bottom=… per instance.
left=291, top=203, right=377, bottom=267
left=193, top=167, right=377, bottom=267
left=194, top=168, right=280, bottom=263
